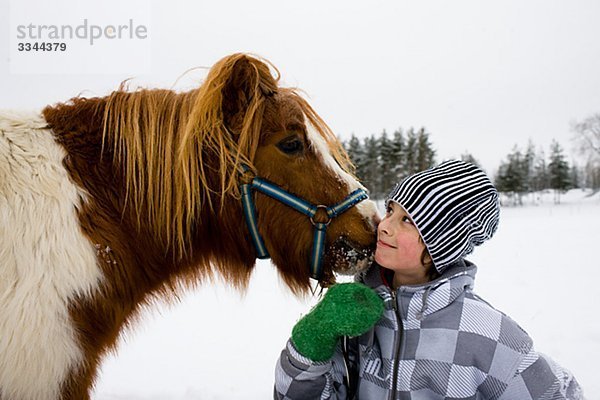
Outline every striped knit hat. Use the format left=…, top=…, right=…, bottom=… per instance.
left=386, top=160, right=500, bottom=273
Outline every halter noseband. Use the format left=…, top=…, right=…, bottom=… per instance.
left=240, top=166, right=369, bottom=281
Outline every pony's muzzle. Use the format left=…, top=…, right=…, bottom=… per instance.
left=324, top=236, right=376, bottom=277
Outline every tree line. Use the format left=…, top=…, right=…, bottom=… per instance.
left=342, top=113, right=600, bottom=202
left=343, top=127, right=436, bottom=199
left=494, top=140, right=575, bottom=204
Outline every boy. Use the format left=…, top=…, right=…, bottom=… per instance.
left=275, top=160, right=583, bottom=399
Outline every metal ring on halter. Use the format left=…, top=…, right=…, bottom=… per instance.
left=310, top=205, right=332, bottom=227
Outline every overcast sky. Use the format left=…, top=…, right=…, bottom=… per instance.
left=2, top=0, right=599, bottom=173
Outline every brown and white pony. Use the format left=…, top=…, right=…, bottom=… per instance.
left=0, top=53, right=378, bottom=400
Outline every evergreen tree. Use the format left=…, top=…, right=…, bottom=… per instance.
left=345, top=134, right=363, bottom=176
left=415, top=127, right=436, bottom=171
left=548, top=140, right=571, bottom=203
left=391, top=128, right=406, bottom=181
left=362, top=135, right=381, bottom=198
left=404, top=128, right=418, bottom=175
left=523, top=140, right=536, bottom=193
left=379, top=130, right=397, bottom=197
left=495, top=145, right=527, bottom=205
left=531, top=148, right=549, bottom=192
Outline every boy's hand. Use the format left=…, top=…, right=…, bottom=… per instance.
left=291, top=283, right=384, bottom=362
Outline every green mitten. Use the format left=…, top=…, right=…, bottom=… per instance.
left=291, top=283, right=384, bottom=362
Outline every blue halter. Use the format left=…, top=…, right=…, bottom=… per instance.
left=240, top=168, right=369, bottom=281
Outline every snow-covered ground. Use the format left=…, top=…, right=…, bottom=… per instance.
left=93, top=189, right=599, bottom=399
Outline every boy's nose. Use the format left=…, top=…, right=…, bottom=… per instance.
left=377, top=219, right=390, bottom=237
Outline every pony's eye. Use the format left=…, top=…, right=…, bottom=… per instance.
left=276, top=137, right=304, bottom=155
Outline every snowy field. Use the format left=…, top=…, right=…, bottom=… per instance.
left=93, top=189, right=599, bottom=399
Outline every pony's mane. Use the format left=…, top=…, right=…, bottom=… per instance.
left=100, top=53, right=352, bottom=257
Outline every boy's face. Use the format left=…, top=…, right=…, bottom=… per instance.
left=375, top=202, right=428, bottom=285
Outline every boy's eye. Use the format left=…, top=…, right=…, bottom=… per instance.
left=402, top=216, right=414, bottom=224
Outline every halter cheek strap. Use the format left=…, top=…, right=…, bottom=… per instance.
left=240, top=168, right=368, bottom=281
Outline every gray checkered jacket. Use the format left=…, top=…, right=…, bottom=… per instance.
left=274, top=260, right=584, bottom=399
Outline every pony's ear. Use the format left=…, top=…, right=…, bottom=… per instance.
left=221, top=55, right=278, bottom=128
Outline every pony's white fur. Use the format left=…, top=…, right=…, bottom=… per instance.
left=0, top=111, right=102, bottom=400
